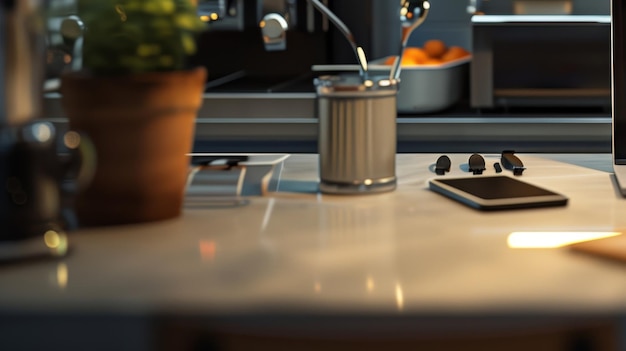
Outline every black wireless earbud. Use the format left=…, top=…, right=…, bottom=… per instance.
left=435, top=155, right=451, bottom=175
left=501, top=150, right=525, bottom=175
left=468, top=153, right=486, bottom=175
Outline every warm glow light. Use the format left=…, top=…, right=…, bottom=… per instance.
left=44, top=230, right=61, bottom=249
left=199, top=240, right=216, bottom=261
left=200, top=15, right=210, bottom=22
left=210, top=12, right=219, bottom=21
left=64, top=131, right=81, bottom=149
left=45, top=230, right=68, bottom=256
left=259, top=20, right=266, bottom=28
left=395, top=283, right=404, bottom=311
left=507, top=232, right=621, bottom=249
left=366, top=275, right=375, bottom=292
left=57, top=263, right=68, bottom=289
left=314, top=281, right=321, bottom=293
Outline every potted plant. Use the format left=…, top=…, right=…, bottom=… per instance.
left=60, top=0, right=207, bottom=226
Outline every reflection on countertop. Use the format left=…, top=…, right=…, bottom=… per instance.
left=1, top=153, right=625, bottom=350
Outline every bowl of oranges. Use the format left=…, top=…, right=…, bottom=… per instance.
left=372, top=39, right=472, bottom=113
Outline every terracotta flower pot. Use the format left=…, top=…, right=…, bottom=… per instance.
left=60, top=67, right=207, bottom=227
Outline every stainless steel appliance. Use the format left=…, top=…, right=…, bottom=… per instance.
left=470, top=0, right=611, bottom=109
left=191, top=0, right=401, bottom=118
left=471, top=14, right=611, bottom=109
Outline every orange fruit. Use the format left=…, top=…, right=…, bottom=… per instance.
left=400, top=55, right=419, bottom=66
left=423, top=39, right=447, bottom=59
left=403, top=47, right=429, bottom=64
left=441, top=46, right=470, bottom=62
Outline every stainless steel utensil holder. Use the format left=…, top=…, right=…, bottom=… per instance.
left=316, top=74, right=398, bottom=194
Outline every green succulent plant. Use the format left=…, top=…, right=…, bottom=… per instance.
left=78, top=0, right=206, bottom=75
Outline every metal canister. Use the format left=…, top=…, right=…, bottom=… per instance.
left=315, top=74, right=398, bottom=194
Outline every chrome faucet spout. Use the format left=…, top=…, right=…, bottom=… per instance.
left=307, top=0, right=368, bottom=81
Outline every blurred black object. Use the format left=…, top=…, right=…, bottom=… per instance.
left=0, top=121, right=93, bottom=261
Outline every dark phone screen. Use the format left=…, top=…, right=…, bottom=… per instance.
left=434, top=176, right=559, bottom=200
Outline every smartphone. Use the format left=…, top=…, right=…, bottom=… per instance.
left=428, top=175, right=568, bottom=211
